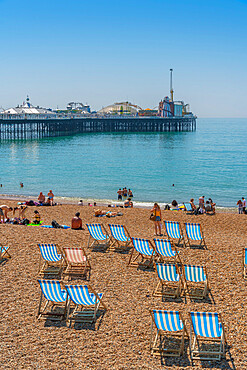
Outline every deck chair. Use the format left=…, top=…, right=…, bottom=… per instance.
left=153, top=263, right=182, bottom=298
left=128, top=238, right=155, bottom=269
left=150, top=310, right=188, bottom=357
left=184, top=223, right=206, bottom=248
left=164, top=221, right=186, bottom=247
left=184, top=203, right=194, bottom=214
left=37, top=279, right=68, bottom=321
left=63, top=247, right=91, bottom=280
left=182, top=265, right=209, bottom=300
left=38, top=243, right=63, bottom=276
left=65, top=284, right=107, bottom=325
left=0, top=243, right=11, bottom=262
left=86, top=223, right=110, bottom=250
left=243, top=248, right=247, bottom=279
left=190, top=312, right=226, bottom=361
left=108, top=224, right=131, bottom=251
left=154, top=239, right=181, bottom=264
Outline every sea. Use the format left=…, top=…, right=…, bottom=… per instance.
left=0, top=118, right=246, bottom=208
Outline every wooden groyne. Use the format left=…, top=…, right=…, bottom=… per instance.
left=0, top=116, right=196, bottom=140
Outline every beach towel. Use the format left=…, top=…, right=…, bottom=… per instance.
left=41, top=225, right=70, bottom=229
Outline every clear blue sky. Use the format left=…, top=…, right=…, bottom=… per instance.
left=0, top=0, right=246, bottom=117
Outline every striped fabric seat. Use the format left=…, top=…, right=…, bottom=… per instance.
left=64, top=248, right=86, bottom=264
left=190, top=312, right=222, bottom=338
left=154, top=239, right=178, bottom=262
left=184, top=265, right=206, bottom=282
left=185, top=223, right=202, bottom=241
left=38, top=244, right=61, bottom=262
left=184, top=203, right=193, bottom=212
left=156, top=263, right=180, bottom=282
left=131, top=238, right=154, bottom=256
left=65, top=285, right=103, bottom=306
left=38, top=279, right=67, bottom=303
left=150, top=310, right=188, bottom=357
left=109, top=224, right=130, bottom=242
left=153, top=310, right=183, bottom=332
left=245, top=248, right=247, bottom=265
left=244, top=248, right=247, bottom=279
left=164, top=221, right=186, bottom=247
left=0, top=244, right=11, bottom=260
left=86, top=224, right=109, bottom=241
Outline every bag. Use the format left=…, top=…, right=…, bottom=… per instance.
left=150, top=213, right=156, bottom=221
left=51, top=220, right=63, bottom=228
left=164, top=204, right=170, bottom=210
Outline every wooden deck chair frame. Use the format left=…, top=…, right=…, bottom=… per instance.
left=108, top=224, right=132, bottom=252
left=87, top=223, right=110, bottom=250
left=185, top=223, right=207, bottom=249
left=63, top=247, right=91, bottom=280
left=38, top=243, right=63, bottom=277
left=128, top=239, right=156, bottom=269
left=182, top=265, right=210, bottom=300
left=164, top=221, right=186, bottom=248
left=150, top=310, right=188, bottom=357
left=66, top=284, right=107, bottom=325
left=243, top=248, right=247, bottom=279
left=189, top=313, right=226, bottom=361
left=37, top=280, right=68, bottom=321
left=154, top=239, right=182, bottom=265
left=153, top=263, right=182, bottom=299
left=0, top=243, right=11, bottom=261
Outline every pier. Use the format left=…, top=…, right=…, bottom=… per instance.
left=0, top=116, right=196, bottom=140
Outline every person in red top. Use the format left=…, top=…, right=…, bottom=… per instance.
left=71, top=212, right=83, bottom=229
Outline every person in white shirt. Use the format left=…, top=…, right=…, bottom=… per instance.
left=242, top=197, right=246, bottom=214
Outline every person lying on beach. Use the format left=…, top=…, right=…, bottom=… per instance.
left=47, top=190, right=54, bottom=206
left=94, top=209, right=119, bottom=217
left=0, top=205, right=13, bottom=223
left=38, top=192, right=45, bottom=204
left=13, top=205, right=28, bottom=220
left=33, top=210, right=41, bottom=224
left=71, top=212, right=83, bottom=229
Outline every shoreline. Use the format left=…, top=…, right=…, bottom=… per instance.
left=0, top=192, right=238, bottom=213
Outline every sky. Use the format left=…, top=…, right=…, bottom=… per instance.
left=0, top=0, right=247, bottom=117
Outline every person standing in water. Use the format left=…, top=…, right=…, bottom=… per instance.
left=151, top=203, right=162, bottom=236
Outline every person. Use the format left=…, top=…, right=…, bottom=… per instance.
left=237, top=199, right=243, bottom=214
left=199, top=196, right=205, bottom=208
left=151, top=202, right=162, bottom=236
left=208, top=198, right=216, bottom=214
left=13, top=205, right=28, bottom=220
left=0, top=205, right=13, bottom=223
left=205, top=201, right=212, bottom=214
left=20, top=182, right=24, bottom=188
left=171, top=200, right=179, bottom=210
left=129, top=200, right=133, bottom=208
left=71, top=212, right=83, bottom=229
left=117, top=188, right=123, bottom=201
left=242, top=197, right=246, bottom=214
left=38, top=192, right=45, bottom=204
left=94, top=209, right=118, bottom=217
left=47, top=190, right=54, bottom=206
left=78, top=200, right=83, bottom=206
left=124, top=198, right=131, bottom=208
left=123, top=187, right=128, bottom=198
left=33, top=210, right=41, bottom=224
left=128, top=189, right=133, bottom=198
left=190, top=198, right=197, bottom=211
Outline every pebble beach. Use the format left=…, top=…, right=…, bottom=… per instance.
left=0, top=201, right=246, bottom=369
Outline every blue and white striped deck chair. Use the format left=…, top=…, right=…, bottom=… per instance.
left=183, top=265, right=209, bottom=299
left=108, top=224, right=131, bottom=251
left=164, top=221, right=186, bottom=247
left=128, top=238, right=156, bottom=269
left=184, top=223, right=206, bottom=248
left=65, top=284, right=107, bottom=324
left=184, top=202, right=193, bottom=214
left=190, top=312, right=226, bottom=361
left=0, top=243, right=11, bottom=262
left=153, top=263, right=182, bottom=298
left=243, top=248, right=247, bottom=279
left=154, top=239, right=181, bottom=264
left=150, top=310, right=188, bottom=357
left=38, top=243, right=63, bottom=276
left=37, top=279, right=68, bottom=320
left=86, top=223, right=110, bottom=250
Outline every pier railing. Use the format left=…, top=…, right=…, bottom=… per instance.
left=0, top=116, right=196, bottom=140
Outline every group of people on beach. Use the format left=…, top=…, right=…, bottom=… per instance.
left=38, top=190, right=54, bottom=206
left=236, top=197, right=246, bottom=214
left=117, top=188, right=133, bottom=201
left=188, top=196, right=216, bottom=215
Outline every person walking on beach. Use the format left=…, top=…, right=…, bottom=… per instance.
left=237, top=199, right=243, bottom=214
left=47, top=190, right=54, bottom=206
left=151, top=203, right=162, bottom=236
left=117, top=188, right=123, bottom=201
left=0, top=205, right=13, bottom=223
left=242, top=197, right=246, bottom=214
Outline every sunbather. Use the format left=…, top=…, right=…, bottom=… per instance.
left=0, top=205, right=13, bottom=223
left=71, top=212, right=83, bottom=229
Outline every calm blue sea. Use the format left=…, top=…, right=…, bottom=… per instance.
left=0, top=118, right=246, bottom=207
